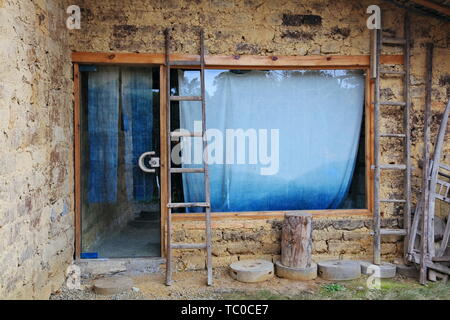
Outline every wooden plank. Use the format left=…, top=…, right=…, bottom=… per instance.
left=403, top=12, right=412, bottom=263
left=420, top=43, right=434, bottom=285
left=172, top=209, right=371, bottom=221
left=427, top=262, right=450, bottom=275
left=409, top=0, right=450, bottom=16
left=432, top=256, right=450, bottom=262
left=432, top=100, right=450, bottom=257
left=72, top=52, right=404, bottom=68
left=73, top=63, right=81, bottom=259
left=159, top=64, right=168, bottom=259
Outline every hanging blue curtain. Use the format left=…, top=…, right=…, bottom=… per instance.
left=178, top=69, right=365, bottom=212
left=87, top=67, right=120, bottom=203
left=122, top=68, right=154, bottom=202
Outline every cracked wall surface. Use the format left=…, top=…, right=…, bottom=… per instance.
left=0, top=0, right=73, bottom=299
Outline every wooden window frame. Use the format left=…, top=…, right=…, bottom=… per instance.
left=73, top=52, right=403, bottom=257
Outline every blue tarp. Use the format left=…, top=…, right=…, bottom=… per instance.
left=122, top=68, right=154, bottom=202
left=87, top=67, right=154, bottom=203
left=87, top=67, right=120, bottom=203
left=178, top=69, right=365, bottom=212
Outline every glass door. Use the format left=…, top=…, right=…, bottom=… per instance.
left=79, top=65, right=161, bottom=258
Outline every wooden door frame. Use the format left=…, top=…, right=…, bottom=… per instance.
left=73, top=52, right=403, bottom=258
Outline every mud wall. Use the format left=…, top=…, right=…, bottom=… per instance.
left=65, top=0, right=450, bottom=269
left=0, top=0, right=74, bottom=298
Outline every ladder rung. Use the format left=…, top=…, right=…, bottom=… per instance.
left=380, top=133, right=406, bottom=138
left=380, top=70, right=406, bottom=75
left=168, top=202, right=210, bottom=208
left=380, top=101, right=407, bottom=106
left=379, top=164, right=407, bottom=170
left=169, top=60, right=201, bottom=66
left=380, top=229, right=407, bottom=236
left=170, top=167, right=205, bottom=174
left=380, top=198, right=406, bottom=203
left=171, top=243, right=207, bottom=249
left=170, top=96, right=202, bottom=101
left=170, top=131, right=203, bottom=139
left=382, top=37, right=406, bottom=45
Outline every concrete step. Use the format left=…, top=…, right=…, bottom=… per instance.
left=75, top=257, right=165, bottom=278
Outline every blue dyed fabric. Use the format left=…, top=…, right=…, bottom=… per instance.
left=87, top=67, right=120, bottom=203
left=178, top=69, right=365, bottom=212
left=122, top=68, right=154, bottom=202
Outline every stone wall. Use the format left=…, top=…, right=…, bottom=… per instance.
left=171, top=216, right=405, bottom=270
left=1, top=1, right=447, bottom=297
left=0, top=1, right=73, bottom=299
left=66, top=0, right=450, bottom=270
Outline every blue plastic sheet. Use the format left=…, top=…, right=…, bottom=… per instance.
left=122, top=68, right=154, bottom=202
left=178, top=69, right=365, bottom=211
left=87, top=67, right=120, bottom=203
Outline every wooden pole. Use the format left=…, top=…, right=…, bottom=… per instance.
left=281, top=212, right=313, bottom=269
left=420, top=43, right=433, bottom=285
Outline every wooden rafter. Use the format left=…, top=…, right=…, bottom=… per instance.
left=409, top=0, right=450, bottom=16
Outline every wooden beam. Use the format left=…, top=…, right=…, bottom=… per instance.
left=409, top=0, right=450, bottom=16
left=172, top=209, right=371, bottom=221
left=73, top=63, right=81, bottom=259
left=72, top=52, right=404, bottom=68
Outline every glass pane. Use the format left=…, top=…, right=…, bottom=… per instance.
left=173, top=69, right=366, bottom=212
left=80, top=66, right=161, bottom=258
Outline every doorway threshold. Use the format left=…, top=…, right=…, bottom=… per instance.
left=75, top=257, right=166, bottom=277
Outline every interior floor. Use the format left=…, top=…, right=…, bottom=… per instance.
left=86, top=211, right=161, bottom=258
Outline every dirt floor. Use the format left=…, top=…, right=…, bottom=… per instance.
left=50, top=267, right=450, bottom=300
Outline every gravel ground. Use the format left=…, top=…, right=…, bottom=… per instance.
left=50, top=267, right=316, bottom=300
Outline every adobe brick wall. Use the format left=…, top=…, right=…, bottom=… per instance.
left=0, top=1, right=73, bottom=299
left=66, top=0, right=449, bottom=270
left=65, top=0, right=450, bottom=270
left=2, top=1, right=449, bottom=300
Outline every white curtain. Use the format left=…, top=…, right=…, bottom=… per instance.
left=178, top=69, right=365, bottom=212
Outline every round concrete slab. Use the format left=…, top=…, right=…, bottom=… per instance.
left=318, top=260, right=361, bottom=281
left=360, top=261, right=397, bottom=278
left=93, top=276, right=134, bottom=295
left=275, top=261, right=317, bottom=280
left=230, top=259, right=274, bottom=283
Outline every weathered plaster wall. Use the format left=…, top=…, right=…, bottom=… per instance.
left=0, top=1, right=73, bottom=298
left=66, top=0, right=450, bottom=269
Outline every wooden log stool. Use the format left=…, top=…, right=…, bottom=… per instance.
left=275, top=212, right=317, bottom=280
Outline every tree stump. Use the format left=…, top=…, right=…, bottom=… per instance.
left=281, top=212, right=312, bottom=269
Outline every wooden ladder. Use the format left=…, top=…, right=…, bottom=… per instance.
left=164, top=29, right=213, bottom=286
left=372, top=12, right=412, bottom=265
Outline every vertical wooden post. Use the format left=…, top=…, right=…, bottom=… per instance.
left=159, top=64, right=168, bottom=258
left=73, top=63, right=81, bottom=259
left=281, top=212, right=313, bottom=269
left=373, top=28, right=382, bottom=265
left=420, top=43, right=433, bottom=284
left=403, top=11, right=412, bottom=262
